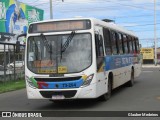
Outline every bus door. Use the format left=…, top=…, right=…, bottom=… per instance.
left=95, top=27, right=107, bottom=95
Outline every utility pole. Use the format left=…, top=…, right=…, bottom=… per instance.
left=50, top=0, right=53, bottom=19
left=154, top=0, right=157, bottom=66
left=50, top=0, right=64, bottom=19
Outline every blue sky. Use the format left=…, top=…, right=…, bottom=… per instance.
left=19, top=0, right=160, bottom=48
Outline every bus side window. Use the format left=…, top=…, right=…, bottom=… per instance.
left=136, top=38, right=140, bottom=53
left=118, top=33, right=123, bottom=54
left=95, top=34, right=104, bottom=57
left=103, top=28, right=112, bottom=55
left=126, top=35, right=131, bottom=53
left=133, top=38, right=137, bottom=53
left=115, top=33, right=120, bottom=54
left=131, top=37, right=135, bottom=53
left=129, top=36, right=134, bottom=53
left=123, top=35, right=128, bottom=54
left=111, top=31, right=118, bottom=55
left=95, top=34, right=104, bottom=71
left=121, top=34, right=125, bottom=54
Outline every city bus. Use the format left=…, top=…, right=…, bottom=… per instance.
left=21, top=18, right=142, bottom=102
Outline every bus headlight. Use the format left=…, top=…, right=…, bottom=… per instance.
left=25, top=76, right=38, bottom=89
left=81, top=74, right=94, bottom=87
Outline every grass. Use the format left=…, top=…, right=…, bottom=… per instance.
left=0, top=80, right=26, bottom=94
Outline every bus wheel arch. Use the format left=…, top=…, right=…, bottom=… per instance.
left=108, top=72, right=113, bottom=96
left=127, top=67, right=134, bottom=87
left=99, top=72, right=113, bottom=101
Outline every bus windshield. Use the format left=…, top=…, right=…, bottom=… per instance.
left=27, top=33, right=92, bottom=74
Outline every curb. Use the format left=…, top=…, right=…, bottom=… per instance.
left=142, top=65, right=160, bottom=68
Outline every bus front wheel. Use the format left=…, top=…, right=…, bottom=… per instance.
left=100, top=78, right=112, bottom=101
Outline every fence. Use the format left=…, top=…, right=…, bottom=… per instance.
left=0, top=42, right=25, bottom=83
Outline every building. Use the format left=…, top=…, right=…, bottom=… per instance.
left=0, top=0, right=43, bottom=65
left=140, top=47, right=160, bottom=64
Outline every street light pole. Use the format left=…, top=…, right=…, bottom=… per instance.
left=50, top=0, right=64, bottom=19
left=154, top=0, right=157, bottom=65
left=154, top=0, right=157, bottom=66
left=50, top=0, right=53, bottom=19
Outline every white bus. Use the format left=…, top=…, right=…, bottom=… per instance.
left=23, top=18, right=141, bottom=102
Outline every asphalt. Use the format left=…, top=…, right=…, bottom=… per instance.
left=0, top=67, right=160, bottom=120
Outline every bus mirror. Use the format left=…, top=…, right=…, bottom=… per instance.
left=16, top=41, right=20, bottom=53
left=17, top=33, right=27, bottom=41
left=139, top=44, right=142, bottom=49
left=16, top=34, right=27, bottom=53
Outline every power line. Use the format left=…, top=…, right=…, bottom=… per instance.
left=117, top=19, right=160, bottom=24
left=134, top=29, right=160, bottom=32
left=124, top=23, right=160, bottom=27
left=59, top=0, right=158, bottom=12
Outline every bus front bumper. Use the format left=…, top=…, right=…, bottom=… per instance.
left=26, top=83, right=98, bottom=99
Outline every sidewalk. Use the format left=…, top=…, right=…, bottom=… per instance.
left=142, top=64, right=160, bottom=68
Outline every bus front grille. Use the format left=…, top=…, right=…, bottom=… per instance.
left=35, top=76, right=81, bottom=82
left=39, top=90, right=77, bottom=98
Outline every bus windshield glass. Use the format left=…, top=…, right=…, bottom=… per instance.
left=27, top=33, right=92, bottom=74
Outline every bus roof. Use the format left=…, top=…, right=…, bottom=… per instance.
left=91, top=18, right=137, bottom=37
left=30, top=17, right=137, bottom=37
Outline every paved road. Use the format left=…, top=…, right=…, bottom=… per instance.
left=0, top=67, right=160, bottom=119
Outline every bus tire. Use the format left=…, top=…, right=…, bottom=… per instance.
left=100, top=77, right=112, bottom=101
left=127, top=69, right=134, bottom=87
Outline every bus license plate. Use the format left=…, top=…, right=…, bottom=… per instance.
left=62, top=83, right=77, bottom=88
left=52, top=95, right=65, bottom=100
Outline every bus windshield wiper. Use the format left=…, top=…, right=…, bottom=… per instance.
left=61, top=31, right=75, bottom=53
left=40, top=33, right=52, bottom=53
left=33, top=38, right=39, bottom=60
left=40, top=33, right=52, bottom=61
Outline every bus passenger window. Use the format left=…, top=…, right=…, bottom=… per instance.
left=95, top=34, right=104, bottom=71
left=128, top=36, right=133, bottom=53
left=133, top=38, right=137, bottom=53
left=126, top=36, right=131, bottom=53
left=118, top=33, right=123, bottom=54
left=111, top=32, right=118, bottom=55
left=131, top=37, right=135, bottom=53
left=103, top=28, right=112, bottom=55
left=95, top=34, right=104, bottom=57
left=136, top=38, right=140, bottom=53
left=123, top=35, right=128, bottom=54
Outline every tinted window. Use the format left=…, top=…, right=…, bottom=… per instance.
left=126, top=36, right=132, bottom=53
left=132, top=37, right=137, bottom=53
left=111, top=31, right=118, bottom=55
left=118, top=33, right=123, bottom=54
left=123, top=35, right=128, bottom=54
left=95, top=34, right=104, bottom=57
left=103, top=28, right=112, bottom=55
left=136, top=38, right=140, bottom=53
left=95, top=34, right=104, bottom=71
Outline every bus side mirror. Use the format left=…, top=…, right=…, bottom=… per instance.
left=16, top=34, right=27, bottom=53
left=139, top=44, right=142, bottom=49
left=16, top=41, right=20, bottom=53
